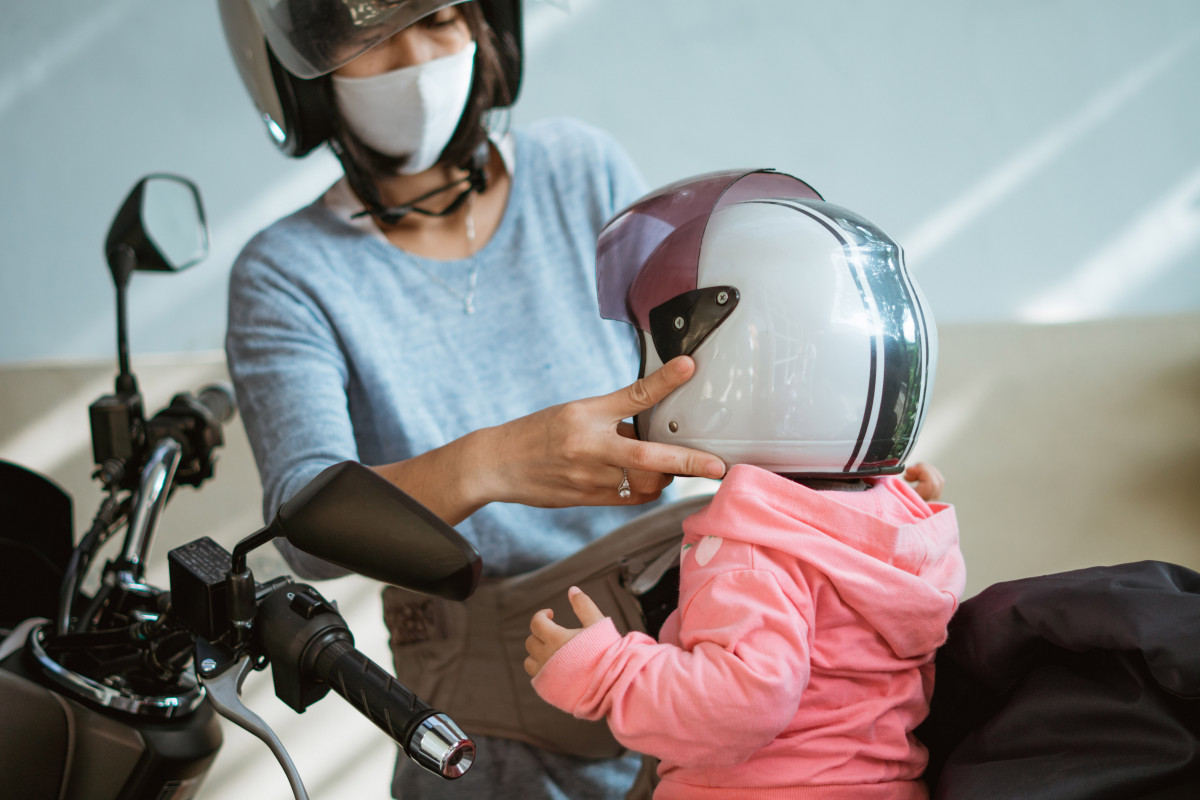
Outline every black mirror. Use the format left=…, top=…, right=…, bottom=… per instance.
left=269, top=462, right=481, bottom=601
left=106, top=174, right=208, bottom=281
left=101, top=174, right=208, bottom=395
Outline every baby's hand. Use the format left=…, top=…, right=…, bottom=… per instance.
left=905, top=462, right=945, bottom=502
left=524, top=586, right=606, bottom=678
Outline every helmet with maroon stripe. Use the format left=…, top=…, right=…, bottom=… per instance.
left=596, top=169, right=937, bottom=477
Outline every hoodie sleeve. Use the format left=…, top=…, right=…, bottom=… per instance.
left=532, top=568, right=811, bottom=768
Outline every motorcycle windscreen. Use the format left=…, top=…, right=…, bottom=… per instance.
left=596, top=169, right=822, bottom=333
left=0, top=461, right=73, bottom=629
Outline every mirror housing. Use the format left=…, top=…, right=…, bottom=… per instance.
left=270, top=462, right=481, bottom=601
left=105, top=174, right=208, bottom=284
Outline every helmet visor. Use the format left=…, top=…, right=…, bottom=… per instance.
left=596, top=170, right=822, bottom=331
left=249, top=0, right=466, bottom=78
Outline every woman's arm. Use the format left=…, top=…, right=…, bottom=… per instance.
left=372, top=355, right=727, bottom=525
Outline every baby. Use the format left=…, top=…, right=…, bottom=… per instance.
left=525, top=170, right=965, bottom=800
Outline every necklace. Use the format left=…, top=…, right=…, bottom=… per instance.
left=405, top=192, right=480, bottom=315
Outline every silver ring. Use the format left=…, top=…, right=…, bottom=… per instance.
left=617, top=468, right=631, bottom=499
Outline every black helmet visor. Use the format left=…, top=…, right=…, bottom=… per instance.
left=250, top=0, right=467, bottom=78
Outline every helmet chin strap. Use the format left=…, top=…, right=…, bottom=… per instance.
left=333, top=139, right=490, bottom=227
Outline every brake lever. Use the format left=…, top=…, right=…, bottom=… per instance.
left=199, top=652, right=310, bottom=800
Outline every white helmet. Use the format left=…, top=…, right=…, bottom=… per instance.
left=597, top=169, right=937, bottom=477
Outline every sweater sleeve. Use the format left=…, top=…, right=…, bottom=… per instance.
left=225, top=227, right=359, bottom=579
left=532, top=569, right=811, bottom=768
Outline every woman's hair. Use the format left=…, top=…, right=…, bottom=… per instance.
left=333, top=1, right=515, bottom=177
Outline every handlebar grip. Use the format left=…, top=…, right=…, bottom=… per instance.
left=195, top=383, right=236, bottom=423
left=312, top=637, right=475, bottom=779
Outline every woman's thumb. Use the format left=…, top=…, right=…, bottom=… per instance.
left=568, top=586, right=606, bottom=626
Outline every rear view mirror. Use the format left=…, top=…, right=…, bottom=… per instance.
left=101, top=174, right=209, bottom=395
left=270, top=462, right=482, bottom=601
left=106, top=174, right=208, bottom=281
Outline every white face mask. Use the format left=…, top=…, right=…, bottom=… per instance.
left=332, top=41, right=477, bottom=175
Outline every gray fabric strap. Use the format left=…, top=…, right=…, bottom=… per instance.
left=383, top=495, right=712, bottom=759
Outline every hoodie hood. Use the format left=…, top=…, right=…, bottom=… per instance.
left=686, top=464, right=964, bottom=659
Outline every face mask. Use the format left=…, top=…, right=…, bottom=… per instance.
left=332, top=41, right=477, bottom=174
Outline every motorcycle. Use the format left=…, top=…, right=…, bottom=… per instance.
left=0, top=174, right=482, bottom=800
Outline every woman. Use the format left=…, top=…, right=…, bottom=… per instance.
left=218, top=1, right=725, bottom=797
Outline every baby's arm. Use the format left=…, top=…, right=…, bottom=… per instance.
left=525, top=586, right=605, bottom=678
left=526, top=573, right=811, bottom=768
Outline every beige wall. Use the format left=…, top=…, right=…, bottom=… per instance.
left=5, top=316, right=1196, bottom=596
left=916, top=314, right=1200, bottom=595
left=2, top=314, right=1198, bottom=796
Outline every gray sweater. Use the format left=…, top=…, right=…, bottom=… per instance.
left=226, top=118, right=656, bottom=799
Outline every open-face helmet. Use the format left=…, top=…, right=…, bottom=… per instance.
left=217, top=0, right=522, bottom=157
left=597, top=170, right=937, bottom=478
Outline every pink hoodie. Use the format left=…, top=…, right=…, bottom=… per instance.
left=532, top=465, right=965, bottom=799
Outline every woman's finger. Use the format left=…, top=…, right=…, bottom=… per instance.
left=605, top=356, right=695, bottom=420
left=620, top=438, right=726, bottom=482
left=622, top=468, right=674, bottom=499
left=602, top=357, right=725, bottom=480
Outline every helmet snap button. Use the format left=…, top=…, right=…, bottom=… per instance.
left=668, top=421, right=679, bottom=433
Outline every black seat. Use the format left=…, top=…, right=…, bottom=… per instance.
left=918, top=560, right=1200, bottom=800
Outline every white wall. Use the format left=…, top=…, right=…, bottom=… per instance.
left=1, top=1, right=1198, bottom=365
left=517, top=0, right=1200, bottom=325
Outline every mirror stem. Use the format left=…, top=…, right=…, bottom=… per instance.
left=231, top=526, right=275, bottom=575
left=229, top=527, right=275, bottom=648
left=111, top=244, right=138, bottom=396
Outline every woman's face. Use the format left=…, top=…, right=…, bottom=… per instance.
left=334, top=6, right=472, bottom=78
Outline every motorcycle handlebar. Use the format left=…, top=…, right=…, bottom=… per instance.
left=117, top=383, right=236, bottom=575
left=194, top=383, right=236, bottom=424
left=253, top=582, right=475, bottom=782
left=141, top=381, right=236, bottom=491
left=310, top=636, right=475, bottom=779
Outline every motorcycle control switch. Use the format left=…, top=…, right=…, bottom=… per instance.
left=289, top=588, right=336, bottom=620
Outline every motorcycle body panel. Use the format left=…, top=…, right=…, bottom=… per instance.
left=0, top=645, right=222, bottom=800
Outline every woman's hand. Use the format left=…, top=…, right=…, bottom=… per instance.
left=905, top=461, right=945, bottom=502
left=373, top=356, right=724, bottom=525
left=475, top=355, right=725, bottom=510
left=525, top=586, right=606, bottom=678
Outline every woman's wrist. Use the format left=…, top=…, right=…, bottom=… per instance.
left=370, top=427, right=500, bottom=526
left=451, top=424, right=503, bottom=517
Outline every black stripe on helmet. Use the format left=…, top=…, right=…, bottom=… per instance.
left=752, top=199, right=882, bottom=473
left=802, top=201, right=926, bottom=472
